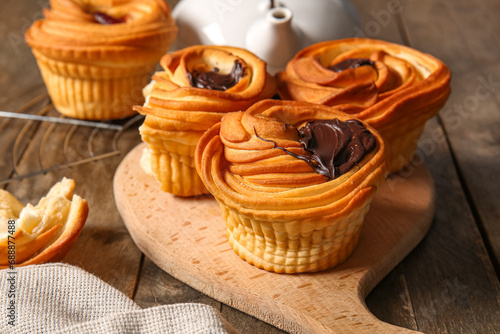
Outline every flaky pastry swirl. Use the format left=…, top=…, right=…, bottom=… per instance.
left=195, top=100, right=387, bottom=273
left=277, top=38, right=451, bottom=172
left=25, top=0, right=177, bottom=69
left=136, top=45, right=277, bottom=115
left=136, top=45, right=277, bottom=196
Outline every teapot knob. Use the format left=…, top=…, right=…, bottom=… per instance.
left=245, top=7, right=302, bottom=74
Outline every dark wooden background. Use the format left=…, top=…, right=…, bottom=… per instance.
left=1, top=0, right=499, bottom=333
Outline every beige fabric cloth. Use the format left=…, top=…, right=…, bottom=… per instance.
left=0, top=263, right=235, bottom=334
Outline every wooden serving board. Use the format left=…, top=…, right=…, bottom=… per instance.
left=114, top=143, right=435, bottom=334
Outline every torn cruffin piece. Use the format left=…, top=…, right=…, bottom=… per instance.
left=0, top=178, right=88, bottom=268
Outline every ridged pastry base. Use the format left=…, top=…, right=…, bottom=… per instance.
left=34, top=51, right=149, bottom=120
left=380, top=103, right=445, bottom=173
left=144, top=148, right=208, bottom=197
left=139, top=116, right=213, bottom=197
left=383, top=123, right=426, bottom=173
left=219, top=198, right=372, bottom=274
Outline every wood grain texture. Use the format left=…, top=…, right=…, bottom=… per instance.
left=391, top=119, right=500, bottom=334
left=350, top=2, right=500, bottom=332
left=0, top=0, right=47, bottom=183
left=401, top=0, right=500, bottom=272
left=134, top=256, right=220, bottom=309
left=4, top=115, right=145, bottom=296
left=393, top=1, right=500, bottom=332
left=0, top=0, right=145, bottom=297
left=365, top=264, right=417, bottom=331
left=115, top=143, right=435, bottom=334
left=134, top=257, right=286, bottom=333
left=1, top=0, right=499, bottom=332
left=348, top=1, right=423, bottom=329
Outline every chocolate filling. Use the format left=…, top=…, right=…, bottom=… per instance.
left=93, top=12, right=125, bottom=25
left=298, top=119, right=376, bottom=179
left=255, top=119, right=376, bottom=181
left=187, top=60, right=245, bottom=91
left=329, top=58, right=376, bottom=73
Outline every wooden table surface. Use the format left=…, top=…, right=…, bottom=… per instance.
left=1, top=0, right=499, bottom=333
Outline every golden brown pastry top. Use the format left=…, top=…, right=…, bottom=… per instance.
left=135, top=45, right=278, bottom=119
left=276, top=38, right=451, bottom=127
left=25, top=0, right=177, bottom=66
left=195, top=100, right=387, bottom=220
left=0, top=178, right=88, bottom=268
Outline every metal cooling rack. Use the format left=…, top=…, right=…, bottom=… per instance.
left=0, top=92, right=144, bottom=185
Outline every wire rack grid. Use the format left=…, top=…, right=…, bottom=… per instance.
left=0, top=92, right=144, bottom=186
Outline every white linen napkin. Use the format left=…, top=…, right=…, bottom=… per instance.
left=0, top=263, right=236, bottom=334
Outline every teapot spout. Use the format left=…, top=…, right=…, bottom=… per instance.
left=246, top=7, right=301, bottom=74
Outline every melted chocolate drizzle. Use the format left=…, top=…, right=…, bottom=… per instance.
left=93, top=12, right=125, bottom=24
left=187, top=60, right=245, bottom=91
left=329, top=58, right=376, bottom=73
left=254, top=119, right=376, bottom=181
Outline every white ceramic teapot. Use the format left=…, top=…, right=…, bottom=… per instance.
left=172, top=0, right=360, bottom=73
